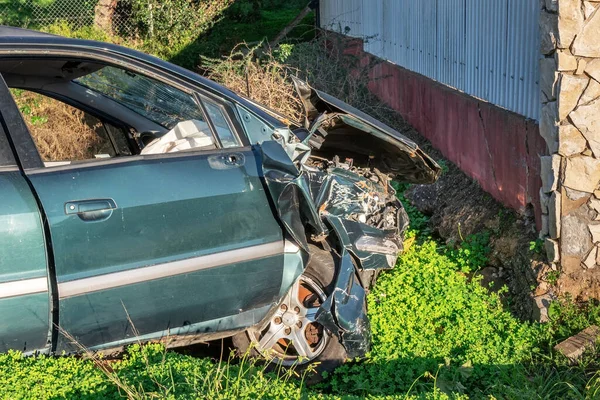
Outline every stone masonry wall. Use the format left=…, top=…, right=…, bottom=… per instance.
left=540, top=0, right=600, bottom=299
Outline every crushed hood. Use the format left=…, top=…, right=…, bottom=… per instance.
left=292, top=77, right=441, bottom=184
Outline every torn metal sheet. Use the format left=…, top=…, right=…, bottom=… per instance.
left=292, top=76, right=441, bottom=184
left=261, top=137, right=408, bottom=357
left=306, top=157, right=409, bottom=270
left=260, top=140, right=327, bottom=252
left=316, top=249, right=371, bottom=358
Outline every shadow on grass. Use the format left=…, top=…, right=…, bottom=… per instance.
left=168, top=4, right=316, bottom=71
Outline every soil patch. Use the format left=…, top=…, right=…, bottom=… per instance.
left=379, top=112, right=550, bottom=320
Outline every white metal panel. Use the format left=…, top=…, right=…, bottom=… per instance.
left=362, top=0, right=383, bottom=57
left=320, top=0, right=362, bottom=37
left=319, top=0, right=540, bottom=120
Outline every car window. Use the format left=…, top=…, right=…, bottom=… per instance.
left=9, top=89, right=128, bottom=165
left=75, top=66, right=205, bottom=129
left=201, top=97, right=240, bottom=148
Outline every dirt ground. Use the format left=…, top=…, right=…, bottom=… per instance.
left=377, top=111, right=550, bottom=320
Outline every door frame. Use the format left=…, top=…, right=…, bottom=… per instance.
left=0, top=53, right=288, bottom=352
left=0, top=74, right=54, bottom=352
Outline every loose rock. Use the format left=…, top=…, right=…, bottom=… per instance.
left=540, top=11, right=559, bottom=55
left=570, top=98, right=600, bottom=157
left=559, top=74, right=589, bottom=120
left=557, top=50, right=578, bottom=71
left=558, top=124, right=587, bottom=156
left=540, top=102, right=559, bottom=153
left=587, top=59, right=600, bottom=83
left=549, top=191, right=561, bottom=238
left=555, top=326, right=600, bottom=360
left=545, top=238, right=560, bottom=262
left=541, top=155, right=561, bottom=193
left=580, top=79, right=600, bottom=104
left=561, top=213, right=593, bottom=257
left=558, top=0, right=585, bottom=48
left=590, top=224, right=600, bottom=243
left=541, top=57, right=559, bottom=102
left=532, top=293, right=554, bottom=323
left=583, top=246, right=598, bottom=268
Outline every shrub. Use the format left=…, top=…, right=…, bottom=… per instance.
left=203, top=43, right=305, bottom=122
left=444, top=231, right=491, bottom=273
left=129, top=0, right=233, bottom=54
left=202, top=33, right=391, bottom=124
left=39, top=0, right=233, bottom=65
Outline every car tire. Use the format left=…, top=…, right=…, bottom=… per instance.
left=232, top=244, right=348, bottom=376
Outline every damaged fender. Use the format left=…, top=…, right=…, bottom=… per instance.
left=315, top=249, right=371, bottom=358
left=259, top=140, right=327, bottom=252
left=260, top=142, right=402, bottom=357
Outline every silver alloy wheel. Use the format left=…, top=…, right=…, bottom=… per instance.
left=249, top=276, right=329, bottom=366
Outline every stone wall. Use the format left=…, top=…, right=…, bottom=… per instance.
left=540, top=0, right=600, bottom=299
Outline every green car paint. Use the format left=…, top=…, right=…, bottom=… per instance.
left=58, top=256, right=284, bottom=351
left=0, top=171, right=50, bottom=353
left=24, top=148, right=284, bottom=350
left=0, top=293, right=50, bottom=353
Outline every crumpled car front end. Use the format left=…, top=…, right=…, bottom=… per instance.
left=257, top=79, right=441, bottom=358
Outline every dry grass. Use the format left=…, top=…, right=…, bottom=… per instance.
left=11, top=89, right=112, bottom=161
left=204, top=43, right=305, bottom=122
left=202, top=32, right=395, bottom=125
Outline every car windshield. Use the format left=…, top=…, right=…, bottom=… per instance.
left=74, top=66, right=205, bottom=129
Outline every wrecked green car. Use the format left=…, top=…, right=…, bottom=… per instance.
left=0, top=27, right=440, bottom=372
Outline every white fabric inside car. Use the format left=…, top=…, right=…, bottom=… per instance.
left=140, top=119, right=215, bottom=155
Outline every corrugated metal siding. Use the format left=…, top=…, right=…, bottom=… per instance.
left=319, top=0, right=540, bottom=120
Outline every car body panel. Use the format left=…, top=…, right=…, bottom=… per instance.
left=58, top=255, right=284, bottom=351
left=22, top=148, right=285, bottom=350
left=316, top=248, right=370, bottom=358
left=0, top=171, right=50, bottom=353
left=292, top=77, right=441, bottom=184
left=26, top=150, right=280, bottom=279
left=0, top=293, right=50, bottom=353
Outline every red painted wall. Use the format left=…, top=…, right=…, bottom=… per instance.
left=342, top=38, right=547, bottom=228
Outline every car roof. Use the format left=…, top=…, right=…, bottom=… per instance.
left=0, top=26, right=57, bottom=38
left=0, top=26, right=286, bottom=130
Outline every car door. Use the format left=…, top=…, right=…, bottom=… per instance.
left=0, top=71, right=285, bottom=352
left=0, top=87, right=50, bottom=353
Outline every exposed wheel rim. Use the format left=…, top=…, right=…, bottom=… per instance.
left=249, top=276, right=328, bottom=366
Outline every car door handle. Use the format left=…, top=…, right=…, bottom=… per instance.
left=225, top=153, right=245, bottom=166
left=65, top=199, right=117, bottom=222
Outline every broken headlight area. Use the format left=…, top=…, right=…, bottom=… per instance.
left=304, top=155, right=409, bottom=270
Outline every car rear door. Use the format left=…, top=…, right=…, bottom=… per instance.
left=0, top=73, right=285, bottom=352
left=0, top=82, right=50, bottom=353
